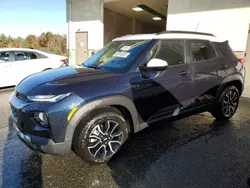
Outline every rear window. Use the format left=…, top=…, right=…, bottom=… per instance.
left=212, top=41, right=237, bottom=61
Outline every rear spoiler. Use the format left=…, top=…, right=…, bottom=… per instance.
left=223, top=40, right=229, bottom=45
left=213, top=40, right=230, bottom=48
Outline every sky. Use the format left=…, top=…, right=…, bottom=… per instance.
left=0, top=0, right=66, bottom=37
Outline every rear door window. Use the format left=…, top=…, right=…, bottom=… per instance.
left=14, top=52, right=38, bottom=61
left=189, top=40, right=216, bottom=62
left=14, top=52, right=29, bottom=61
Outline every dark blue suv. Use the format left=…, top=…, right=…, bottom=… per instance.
left=10, top=31, right=245, bottom=164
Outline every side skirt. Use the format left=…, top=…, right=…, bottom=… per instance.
left=147, top=100, right=215, bottom=125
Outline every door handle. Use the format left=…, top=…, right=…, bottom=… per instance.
left=179, top=71, right=191, bottom=76
left=220, top=64, right=228, bottom=69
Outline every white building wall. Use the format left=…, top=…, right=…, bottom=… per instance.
left=167, top=0, right=250, bottom=51
left=66, top=0, right=104, bottom=64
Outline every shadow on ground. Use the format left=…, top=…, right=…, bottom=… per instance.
left=107, top=114, right=230, bottom=188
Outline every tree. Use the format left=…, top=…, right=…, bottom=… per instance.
left=0, top=34, right=8, bottom=48
left=23, top=35, right=39, bottom=49
left=0, top=32, right=68, bottom=56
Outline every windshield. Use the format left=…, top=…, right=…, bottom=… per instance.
left=82, top=40, right=151, bottom=73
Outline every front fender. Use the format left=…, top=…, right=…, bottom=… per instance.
left=64, top=95, right=141, bottom=143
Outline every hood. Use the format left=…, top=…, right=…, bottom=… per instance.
left=16, top=66, right=120, bottom=94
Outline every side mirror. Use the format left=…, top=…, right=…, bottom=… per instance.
left=140, top=58, right=168, bottom=72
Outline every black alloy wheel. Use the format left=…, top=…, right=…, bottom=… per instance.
left=211, top=86, right=239, bottom=120
left=221, top=89, right=238, bottom=117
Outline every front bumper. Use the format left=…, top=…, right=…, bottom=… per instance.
left=9, top=91, right=83, bottom=156
left=12, top=117, right=72, bottom=156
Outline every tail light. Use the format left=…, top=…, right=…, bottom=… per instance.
left=238, top=58, right=245, bottom=65
left=60, top=59, right=68, bottom=66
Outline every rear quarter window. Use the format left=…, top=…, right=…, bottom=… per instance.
left=35, top=52, right=48, bottom=59
left=212, top=41, right=237, bottom=61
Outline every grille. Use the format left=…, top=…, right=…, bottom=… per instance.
left=10, top=105, right=19, bottom=118
left=16, top=92, right=27, bottom=101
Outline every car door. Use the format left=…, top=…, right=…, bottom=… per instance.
left=8, top=51, right=31, bottom=85
left=12, top=51, right=47, bottom=84
left=130, top=39, right=193, bottom=123
left=187, top=40, right=224, bottom=105
left=0, top=51, right=16, bottom=87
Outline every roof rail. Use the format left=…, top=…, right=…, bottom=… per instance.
left=157, top=30, right=215, bottom=37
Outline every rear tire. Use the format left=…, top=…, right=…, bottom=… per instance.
left=73, top=107, right=129, bottom=164
left=211, top=86, right=239, bottom=120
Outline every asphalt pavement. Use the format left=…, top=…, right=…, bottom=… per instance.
left=1, top=88, right=250, bottom=188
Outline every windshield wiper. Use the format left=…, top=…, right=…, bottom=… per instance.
left=85, top=64, right=101, bottom=70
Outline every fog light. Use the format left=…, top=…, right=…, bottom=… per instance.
left=34, top=112, right=49, bottom=127
left=24, top=135, right=31, bottom=143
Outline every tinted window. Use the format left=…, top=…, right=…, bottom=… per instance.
left=14, top=52, right=38, bottom=61
left=212, top=41, right=237, bottom=61
left=190, top=40, right=216, bottom=62
left=15, top=52, right=29, bottom=61
left=0, top=52, right=10, bottom=62
left=154, top=40, right=185, bottom=66
left=29, top=52, right=38, bottom=59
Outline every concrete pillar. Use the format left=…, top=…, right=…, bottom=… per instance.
left=66, top=0, right=104, bottom=65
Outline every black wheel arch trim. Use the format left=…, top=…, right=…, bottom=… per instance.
left=216, top=73, right=244, bottom=100
left=64, top=95, right=143, bottom=144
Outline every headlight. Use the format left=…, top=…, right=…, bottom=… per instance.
left=9, top=91, right=16, bottom=102
left=27, top=93, right=71, bottom=102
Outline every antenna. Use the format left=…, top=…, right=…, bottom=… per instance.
left=195, top=22, right=200, bottom=32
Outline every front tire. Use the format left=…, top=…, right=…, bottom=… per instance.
left=73, top=107, right=129, bottom=164
left=211, top=86, right=239, bottom=120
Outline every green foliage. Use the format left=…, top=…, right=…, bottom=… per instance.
left=0, top=32, right=68, bottom=56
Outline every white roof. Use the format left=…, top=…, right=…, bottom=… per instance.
left=113, top=33, right=225, bottom=43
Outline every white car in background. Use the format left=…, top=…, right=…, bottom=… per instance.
left=0, top=48, right=68, bottom=88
